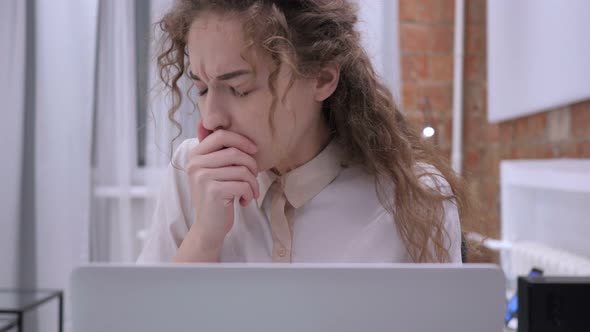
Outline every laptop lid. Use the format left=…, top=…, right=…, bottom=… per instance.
left=71, top=263, right=504, bottom=332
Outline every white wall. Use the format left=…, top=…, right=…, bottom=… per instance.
left=355, top=0, right=401, bottom=101
left=488, top=0, right=590, bottom=122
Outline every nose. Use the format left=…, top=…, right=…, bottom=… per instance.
left=199, top=89, right=231, bottom=132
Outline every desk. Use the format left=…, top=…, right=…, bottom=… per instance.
left=0, top=289, right=63, bottom=332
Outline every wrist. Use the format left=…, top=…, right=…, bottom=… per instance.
left=174, top=227, right=224, bottom=263
left=194, top=230, right=224, bottom=259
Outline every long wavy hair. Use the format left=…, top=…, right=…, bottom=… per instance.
left=156, top=0, right=479, bottom=262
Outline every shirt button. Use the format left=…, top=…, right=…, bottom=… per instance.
left=277, top=247, right=287, bottom=257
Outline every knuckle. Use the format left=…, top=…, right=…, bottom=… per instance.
left=229, top=147, right=241, bottom=158
left=186, top=161, right=198, bottom=174
left=238, top=165, right=249, bottom=176
left=192, top=169, right=209, bottom=185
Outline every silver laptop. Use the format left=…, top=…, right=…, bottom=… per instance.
left=71, top=263, right=505, bottom=332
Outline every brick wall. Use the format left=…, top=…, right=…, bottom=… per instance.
left=399, top=0, right=590, bottom=254
left=399, top=0, right=455, bottom=157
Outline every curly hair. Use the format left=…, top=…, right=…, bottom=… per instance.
left=156, top=0, right=480, bottom=262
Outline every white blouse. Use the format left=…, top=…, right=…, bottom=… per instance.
left=137, top=139, right=462, bottom=263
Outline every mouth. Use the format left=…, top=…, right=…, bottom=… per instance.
left=197, top=120, right=259, bottom=155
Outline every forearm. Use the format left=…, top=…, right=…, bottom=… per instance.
left=172, top=228, right=223, bottom=263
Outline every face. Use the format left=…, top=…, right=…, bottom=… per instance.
left=187, top=12, right=326, bottom=173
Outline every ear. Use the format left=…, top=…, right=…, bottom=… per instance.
left=313, top=63, right=340, bottom=102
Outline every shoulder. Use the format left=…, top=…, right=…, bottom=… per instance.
left=414, top=162, right=453, bottom=196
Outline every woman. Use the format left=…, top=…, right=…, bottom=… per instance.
left=138, top=0, right=476, bottom=264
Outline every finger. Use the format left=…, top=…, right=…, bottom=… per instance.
left=191, top=147, right=258, bottom=176
left=193, top=129, right=257, bottom=155
left=205, top=166, right=260, bottom=199
left=211, top=181, right=254, bottom=207
left=197, top=119, right=212, bottom=142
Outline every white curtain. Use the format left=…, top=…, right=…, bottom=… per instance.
left=0, top=0, right=98, bottom=330
left=34, top=0, right=98, bottom=330
left=91, top=0, right=140, bottom=263
left=0, top=0, right=26, bottom=289
left=147, top=0, right=199, bottom=166
left=90, top=0, right=198, bottom=263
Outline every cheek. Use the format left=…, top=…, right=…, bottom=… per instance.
left=229, top=94, right=273, bottom=147
left=236, top=94, right=273, bottom=134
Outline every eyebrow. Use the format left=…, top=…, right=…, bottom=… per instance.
left=189, top=69, right=252, bottom=81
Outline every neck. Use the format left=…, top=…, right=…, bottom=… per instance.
left=274, top=121, right=331, bottom=175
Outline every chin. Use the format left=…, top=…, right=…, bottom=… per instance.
left=254, top=154, right=274, bottom=174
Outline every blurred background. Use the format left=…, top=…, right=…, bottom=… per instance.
left=1, top=0, right=590, bottom=331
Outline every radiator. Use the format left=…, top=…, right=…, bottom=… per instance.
left=509, top=241, right=590, bottom=277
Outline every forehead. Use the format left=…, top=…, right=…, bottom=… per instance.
left=187, top=13, right=253, bottom=76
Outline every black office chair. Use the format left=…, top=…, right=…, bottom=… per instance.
left=461, top=234, right=468, bottom=262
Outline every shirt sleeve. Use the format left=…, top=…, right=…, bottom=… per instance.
left=441, top=194, right=463, bottom=263
left=136, top=139, right=198, bottom=263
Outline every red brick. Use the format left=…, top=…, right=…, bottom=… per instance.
left=410, top=0, right=455, bottom=23
left=400, top=0, right=452, bottom=24
left=466, top=0, right=486, bottom=24
left=465, top=23, right=486, bottom=55
left=512, top=119, right=527, bottom=143
left=571, top=101, right=590, bottom=139
left=421, top=84, right=453, bottom=115
left=402, top=84, right=419, bottom=110
left=430, top=54, right=453, bottom=81
left=557, top=142, right=578, bottom=158
left=464, top=54, right=486, bottom=82
left=431, top=25, right=453, bottom=53
left=400, top=24, right=432, bottom=53
left=578, top=140, right=590, bottom=157
left=513, top=113, right=547, bottom=143
left=498, top=122, right=514, bottom=145
left=481, top=147, right=500, bottom=178
left=405, top=110, right=425, bottom=127
left=487, top=123, right=499, bottom=143
left=463, top=82, right=486, bottom=117
left=483, top=213, right=501, bottom=239
left=440, top=0, right=455, bottom=23
left=401, top=54, right=429, bottom=82
left=528, top=112, right=548, bottom=140
left=499, top=146, right=517, bottom=160
left=399, top=0, right=418, bottom=22
left=436, top=117, right=453, bottom=147
left=463, top=114, right=484, bottom=146
left=464, top=149, right=481, bottom=173
left=511, top=145, right=527, bottom=159
left=416, top=0, right=441, bottom=23
left=480, top=178, right=499, bottom=213
left=535, top=144, right=556, bottom=159
left=513, top=144, right=554, bottom=160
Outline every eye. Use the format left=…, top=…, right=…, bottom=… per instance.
left=230, top=87, right=249, bottom=98
left=198, top=88, right=208, bottom=97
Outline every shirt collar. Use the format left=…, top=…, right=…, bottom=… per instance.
left=256, top=140, right=344, bottom=209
